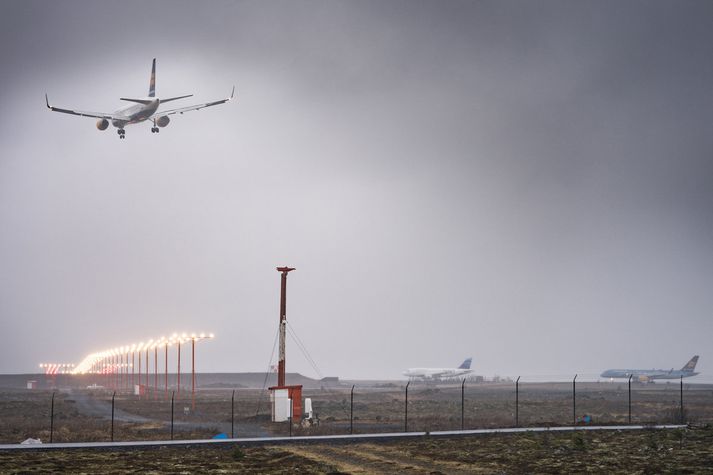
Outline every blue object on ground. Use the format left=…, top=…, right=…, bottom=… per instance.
left=213, top=433, right=228, bottom=439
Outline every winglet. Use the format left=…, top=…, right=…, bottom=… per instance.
left=45, top=93, right=50, bottom=109
left=230, top=85, right=235, bottom=100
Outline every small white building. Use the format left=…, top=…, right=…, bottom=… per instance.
left=270, top=388, right=291, bottom=422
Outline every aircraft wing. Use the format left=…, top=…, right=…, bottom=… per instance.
left=426, top=371, right=448, bottom=379
left=45, top=94, right=127, bottom=121
left=150, top=86, right=235, bottom=119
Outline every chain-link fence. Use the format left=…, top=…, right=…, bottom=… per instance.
left=1, top=379, right=710, bottom=444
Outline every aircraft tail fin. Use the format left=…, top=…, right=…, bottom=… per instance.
left=681, top=355, right=699, bottom=372
left=149, top=58, right=156, bottom=97
left=458, top=358, right=472, bottom=370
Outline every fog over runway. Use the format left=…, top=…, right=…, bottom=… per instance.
left=1, top=1, right=712, bottom=380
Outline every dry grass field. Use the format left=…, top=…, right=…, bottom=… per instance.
left=0, top=389, right=217, bottom=443
left=2, top=382, right=713, bottom=473
left=2, top=381, right=712, bottom=443
left=1, top=426, right=712, bottom=473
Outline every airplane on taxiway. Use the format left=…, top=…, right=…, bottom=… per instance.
left=46, top=59, right=234, bottom=139
left=403, top=357, right=473, bottom=380
left=601, top=355, right=699, bottom=383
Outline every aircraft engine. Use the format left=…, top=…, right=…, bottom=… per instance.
left=156, top=116, right=170, bottom=127
left=96, top=118, right=109, bottom=130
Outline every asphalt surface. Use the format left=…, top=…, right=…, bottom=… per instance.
left=0, top=424, right=687, bottom=451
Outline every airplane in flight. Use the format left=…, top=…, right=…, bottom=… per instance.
left=600, top=355, right=699, bottom=383
left=46, top=59, right=234, bottom=139
left=403, top=357, right=473, bottom=380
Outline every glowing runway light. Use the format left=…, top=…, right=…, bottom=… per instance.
left=69, top=332, right=215, bottom=376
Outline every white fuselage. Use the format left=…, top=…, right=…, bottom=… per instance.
left=111, top=98, right=160, bottom=127
left=600, top=368, right=698, bottom=382
left=403, top=367, right=473, bottom=380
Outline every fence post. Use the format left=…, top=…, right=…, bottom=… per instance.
left=111, top=391, right=116, bottom=442
left=50, top=391, right=55, bottom=443
left=350, top=384, right=355, bottom=435
left=516, top=376, right=520, bottom=427
left=628, top=374, right=632, bottom=424
left=404, top=381, right=410, bottom=433
left=680, top=376, right=684, bottom=424
left=231, top=389, right=235, bottom=438
left=171, top=390, right=175, bottom=440
left=572, top=374, right=577, bottom=426
left=461, top=379, right=465, bottom=430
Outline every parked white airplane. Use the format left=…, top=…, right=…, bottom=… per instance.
left=46, top=59, right=234, bottom=139
left=601, top=355, right=699, bottom=383
left=403, top=358, right=473, bottom=380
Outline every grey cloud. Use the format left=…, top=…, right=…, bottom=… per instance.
left=0, top=0, right=712, bottom=380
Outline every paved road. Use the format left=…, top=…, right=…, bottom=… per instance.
left=68, top=390, right=150, bottom=423
left=0, top=424, right=687, bottom=451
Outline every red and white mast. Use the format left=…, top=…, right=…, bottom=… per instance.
left=276, top=266, right=295, bottom=387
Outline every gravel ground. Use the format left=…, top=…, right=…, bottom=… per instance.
left=1, top=426, right=712, bottom=474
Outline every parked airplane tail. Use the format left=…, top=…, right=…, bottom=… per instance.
left=149, top=58, right=156, bottom=97
left=681, top=355, right=699, bottom=372
left=458, top=358, right=472, bottom=370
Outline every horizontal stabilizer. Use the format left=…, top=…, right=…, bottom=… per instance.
left=160, top=94, right=193, bottom=104
left=120, top=97, right=153, bottom=105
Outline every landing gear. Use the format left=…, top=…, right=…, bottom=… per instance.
left=117, top=128, right=126, bottom=139
left=151, top=127, right=160, bottom=133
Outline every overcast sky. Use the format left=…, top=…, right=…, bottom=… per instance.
left=1, top=0, right=712, bottom=381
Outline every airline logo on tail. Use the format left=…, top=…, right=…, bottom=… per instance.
left=682, top=355, right=699, bottom=372
left=149, top=58, right=156, bottom=97
left=458, top=358, right=472, bottom=370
